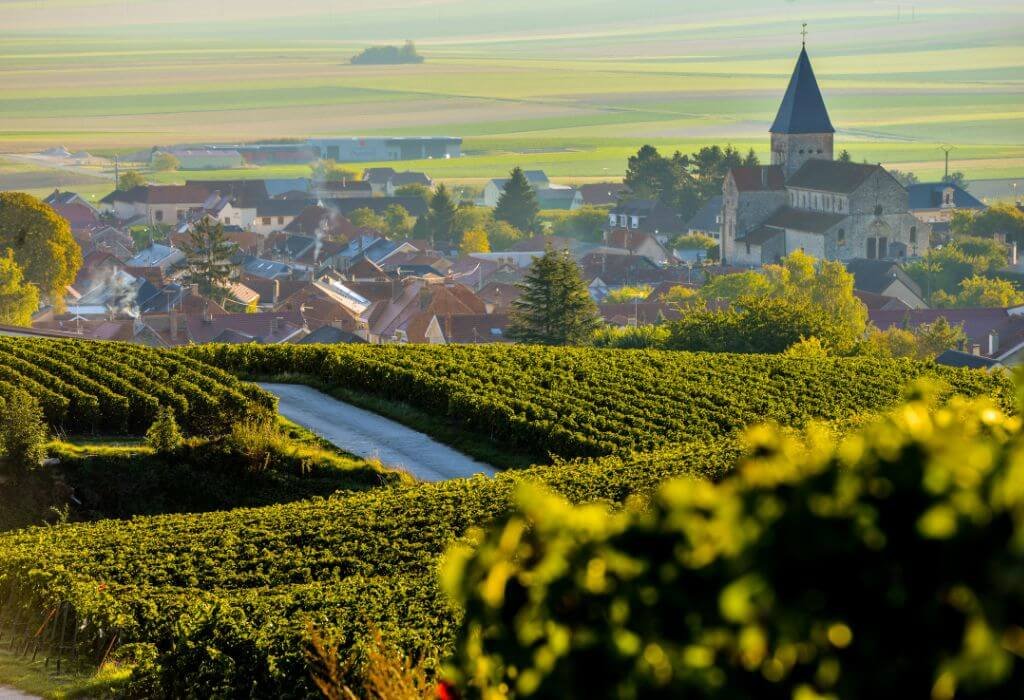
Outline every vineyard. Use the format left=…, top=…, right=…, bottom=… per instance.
left=184, top=344, right=1010, bottom=459
left=0, top=343, right=1012, bottom=696
left=0, top=338, right=275, bottom=435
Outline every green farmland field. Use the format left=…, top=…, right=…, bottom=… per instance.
left=1, top=0, right=1022, bottom=188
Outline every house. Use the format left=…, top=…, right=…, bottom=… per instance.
left=685, top=196, right=723, bottom=241
left=282, top=204, right=359, bottom=239
left=312, top=180, right=374, bottom=199
left=477, top=282, right=522, bottom=312
left=605, top=229, right=672, bottom=265
left=48, top=199, right=100, bottom=231
left=599, top=302, right=682, bottom=327
left=482, top=170, right=551, bottom=207
left=367, top=279, right=487, bottom=342
left=74, top=225, right=134, bottom=260
left=607, top=200, right=684, bottom=239
left=125, top=244, right=185, bottom=273
left=275, top=279, right=371, bottom=335
left=869, top=307, right=1024, bottom=364
left=185, top=309, right=308, bottom=344
left=722, top=45, right=928, bottom=267
left=363, top=168, right=433, bottom=196
left=934, top=349, right=1002, bottom=370
left=845, top=259, right=928, bottom=309
left=403, top=313, right=511, bottom=344
left=579, top=183, right=628, bottom=206
left=297, top=325, right=368, bottom=345
left=44, top=190, right=98, bottom=213
left=241, top=256, right=293, bottom=280
left=536, top=187, right=583, bottom=211
left=321, top=196, right=429, bottom=219
left=100, top=184, right=212, bottom=225
left=908, top=182, right=987, bottom=235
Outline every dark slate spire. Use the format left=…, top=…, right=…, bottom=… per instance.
left=770, top=47, right=834, bottom=135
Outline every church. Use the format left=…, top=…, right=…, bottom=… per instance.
left=721, top=44, right=928, bottom=267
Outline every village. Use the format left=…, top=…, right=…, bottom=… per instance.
left=4, top=45, right=1023, bottom=369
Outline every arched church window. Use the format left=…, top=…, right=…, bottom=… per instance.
left=838, top=228, right=846, bottom=243
left=874, top=205, right=883, bottom=217
left=910, top=226, right=917, bottom=243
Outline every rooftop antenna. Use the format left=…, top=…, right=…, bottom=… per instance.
left=801, top=22, right=808, bottom=48
left=940, top=145, right=954, bottom=181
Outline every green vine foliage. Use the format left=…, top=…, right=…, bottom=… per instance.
left=443, top=392, right=1024, bottom=699
left=0, top=338, right=275, bottom=435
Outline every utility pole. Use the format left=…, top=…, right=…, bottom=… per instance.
left=114, top=155, right=120, bottom=187
left=940, top=145, right=954, bottom=181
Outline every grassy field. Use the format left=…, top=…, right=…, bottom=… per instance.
left=1, top=1, right=1021, bottom=188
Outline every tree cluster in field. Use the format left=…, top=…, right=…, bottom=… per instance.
left=351, top=41, right=424, bottom=65
left=444, top=390, right=1024, bottom=699
left=0, top=193, right=82, bottom=322
left=0, top=338, right=275, bottom=437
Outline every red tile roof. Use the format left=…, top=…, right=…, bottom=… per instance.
left=729, top=166, right=786, bottom=192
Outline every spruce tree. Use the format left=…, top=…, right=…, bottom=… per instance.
left=508, top=247, right=602, bottom=345
left=428, top=184, right=458, bottom=248
left=494, top=167, right=540, bottom=234
left=183, top=219, right=237, bottom=302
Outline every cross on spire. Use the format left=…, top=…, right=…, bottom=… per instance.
left=801, top=22, right=808, bottom=47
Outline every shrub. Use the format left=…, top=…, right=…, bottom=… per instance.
left=145, top=405, right=183, bottom=453
left=0, top=388, right=47, bottom=480
left=443, top=392, right=1024, bottom=699
left=227, top=419, right=284, bottom=473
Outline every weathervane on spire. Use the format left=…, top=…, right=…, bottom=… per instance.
left=801, top=22, right=808, bottom=48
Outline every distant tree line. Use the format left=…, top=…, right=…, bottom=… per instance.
left=351, top=41, right=424, bottom=65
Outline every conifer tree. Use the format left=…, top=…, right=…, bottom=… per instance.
left=508, top=247, right=601, bottom=345
left=428, top=184, right=458, bottom=248
left=183, top=219, right=237, bottom=302
left=494, top=167, right=540, bottom=234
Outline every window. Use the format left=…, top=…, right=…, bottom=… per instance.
left=910, top=226, right=917, bottom=244
left=745, top=242, right=751, bottom=255
left=262, top=217, right=271, bottom=226
left=278, top=217, right=285, bottom=225
left=878, top=237, right=888, bottom=259
left=874, top=205, right=884, bottom=217
left=154, top=210, right=164, bottom=223
left=224, top=217, right=231, bottom=225
left=867, top=238, right=877, bottom=259
left=799, top=149, right=805, bottom=154
left=631, top=216, right=640, bottom=229
left=838, top=228, right=846, bottom=244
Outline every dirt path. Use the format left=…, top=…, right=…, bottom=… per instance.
left=0, top=687, right=40, bottom=699
left=258, top=383, right=496, bottom=482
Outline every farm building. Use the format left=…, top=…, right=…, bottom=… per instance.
left=306, top=137, right=461, bottom=162
left=164, top=149, right=246, bottom=170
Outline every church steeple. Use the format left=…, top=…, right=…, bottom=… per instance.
left=771, top=40, right=835, bottom=178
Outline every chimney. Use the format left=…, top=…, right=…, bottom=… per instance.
left=270, top=316, right=282, bottom=336
left=971, top=343, right=982, bottom=356
left=988, top=330, right=999, bottom=356
left=169, top=305, right=179, bottom=342
left=203, top=305, right=213, bottom=324
left=761, top=168, right=767, bottom=188
left=272, top=278, right=280, bottom=304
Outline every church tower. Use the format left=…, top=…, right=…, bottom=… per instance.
left=770, top=42, right=834, bottom=179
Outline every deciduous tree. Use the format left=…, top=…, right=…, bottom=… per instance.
left=0, top=193, right=81, bottom=311
left=117, top=170, right=146, bottom=191
left=0, top=250, right=39, bottom=326
left=459, top=229, right=491, bottom=255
